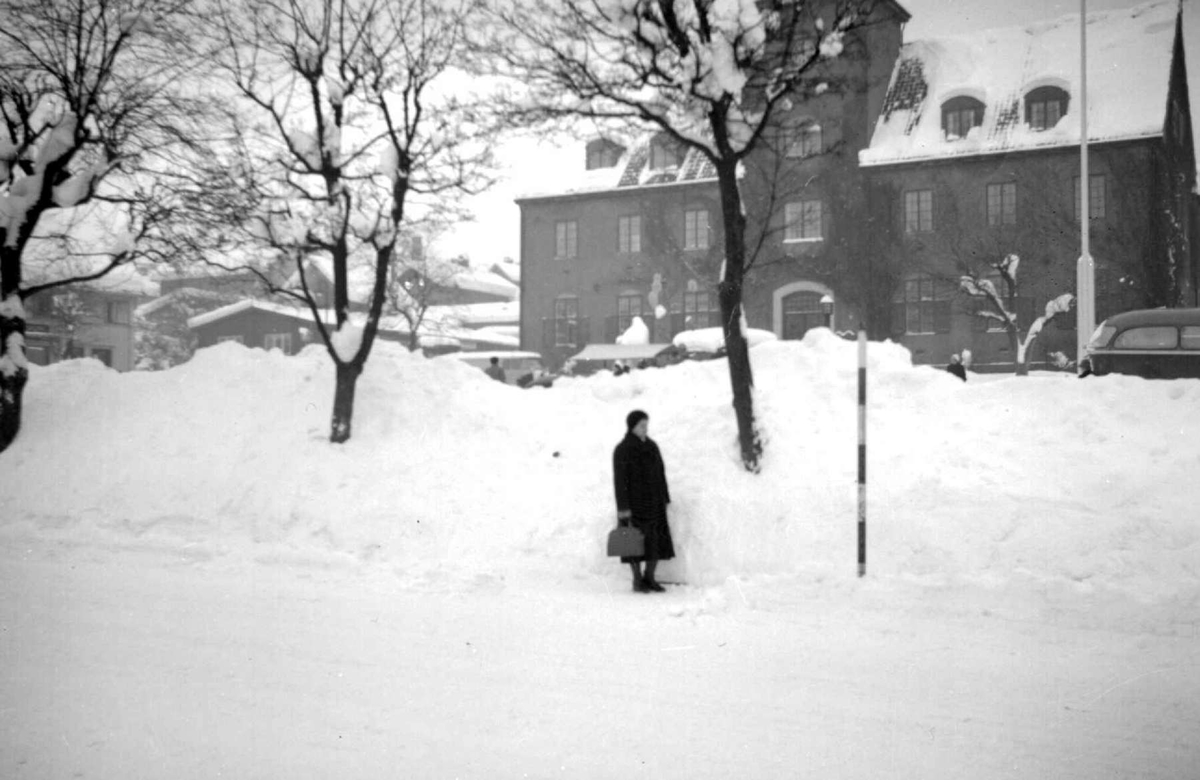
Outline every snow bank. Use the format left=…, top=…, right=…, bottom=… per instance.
left=2, top=332, right=1198, bottom=604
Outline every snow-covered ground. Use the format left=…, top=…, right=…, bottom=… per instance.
left=2, top=332, right=1198, bottom=778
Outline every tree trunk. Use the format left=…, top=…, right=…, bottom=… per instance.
left=1, top=244, right=27, bottom=454
left=0, top=313, right=29, bottom=454
left=1006, top=326, right=1030, bottom=376
left=715, top=160, right=763, bottom=472
left=330, top=360, right=363, bottom=444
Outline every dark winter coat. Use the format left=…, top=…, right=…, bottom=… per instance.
left=945, top=362, right=967, bottom=381
left=613, top=433, right=670, bottom=521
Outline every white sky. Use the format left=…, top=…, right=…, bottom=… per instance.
left=439, top=0, right=1200, bottom=267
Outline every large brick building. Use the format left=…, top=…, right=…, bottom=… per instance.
left=517, top=0, right=1197, bottom=371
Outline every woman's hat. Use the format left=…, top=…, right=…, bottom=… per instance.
left=626, top=409, right=648, bottom=430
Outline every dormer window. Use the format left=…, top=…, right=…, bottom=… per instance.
left=649, top=136, right=681, bottom=170
left=1025, top=86, right=1069, bottom=131
left=941, top=96, right=985, bottom=140
left=786, top=121, right=822, bottom=158
left=586, top=137, right=625, bottom=170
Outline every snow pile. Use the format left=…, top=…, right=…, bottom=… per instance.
left=673, top=326, right=777, bottom=353
left=2, top=332, right=1199, bottom=606
left=615, top=316, right=650, bottom=345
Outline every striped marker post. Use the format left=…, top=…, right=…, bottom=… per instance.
left=857, top=329, right=867, bottom=578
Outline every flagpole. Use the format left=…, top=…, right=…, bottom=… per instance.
left=1077, top=0, right=1095, bottom=370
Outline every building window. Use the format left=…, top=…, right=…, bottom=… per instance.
left=89, top=347, right=113, bottom=367
left=781, top=291, right=825, bottom=340
left=895, top=274, right=951, bottom=335
left=1025, top=86, right=1069, bottom=131
left=649, top=139, right=681, bottom=170
left=555, top=220, right=578, bottom=259
left=554, top=297, right=579, bottom=347
left=264, top=332, right=293, bottom=353
left=617, top=293, right=644, bottom=334
left=1074, top=174, right=1106, bottom=221
left=986, top=182, right=1017, bottom=226
left=786, top=121, right=822, bottom=158
left=684, top=209, right=710, bottom=250
left=618, top=215, right=641, bottom=254
left=217, top=335, right=245, bottom=345
left=784, top=199, right=822, bottom=241
left=942, top=96, right=985, bottom=140
left=904, top=190, right=933, bottom=234
left=683, top=290, right=717, bottom=329
left=586, top=139, right=623, bottom=170
left=106, top=301, right=131, bottom=324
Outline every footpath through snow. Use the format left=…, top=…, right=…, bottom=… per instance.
left=1, top=330, right=1198, bottom=613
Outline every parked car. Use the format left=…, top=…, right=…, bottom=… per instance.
left=442, top=350, right=556, bottom=388
left=1082, top=308, right=1200, bottom=379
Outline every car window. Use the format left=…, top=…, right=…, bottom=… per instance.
left=508, top=359, right=543, bottom=373
left=1181, top=326, right=1200, bottom=350
left=1113, top=326, right=1179, bottom=350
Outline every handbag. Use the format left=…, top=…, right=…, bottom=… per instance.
left=606, top=524, right=644, bottom=558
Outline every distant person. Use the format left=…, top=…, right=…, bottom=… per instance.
left=612, top=410, right=675, bottom=593
left=612, top=360, right=627, bottom=376
left=485, top=356, right=506, bottom=383
left=945, top=353, right=967, bottom=381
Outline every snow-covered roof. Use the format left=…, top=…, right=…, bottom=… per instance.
left=186, top=299, right=285, bottom=329
left=135, top=287, right=243, bottom=318
left=515, top=134, right=717, bottom=201
left=421, top=300, right=520, bottom=328
left=672, top=327, right=778, bottom=353
left=442, top=265, right=518, bottom=299
left=860, top=1, right=1178, bottom=167
left=183, top=297, right=513, bottom=350
left=570, top=343, right=674, bottom=362
left=490, top=260, right=520, bottom=286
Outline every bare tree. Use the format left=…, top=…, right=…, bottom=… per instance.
left=481, top=0, right=881, bottom=471
left=0, top=0, right=211, bottom=452
left=200, top=0, right=492, bottom=443
left=385, top=243, right=469, bottom=352
left=959, top=254, right=1075, bottom=376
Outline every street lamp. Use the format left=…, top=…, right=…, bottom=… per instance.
left=820, top=294, right=834, bottom=329
left=1076, top=0, right=1095, bottom=372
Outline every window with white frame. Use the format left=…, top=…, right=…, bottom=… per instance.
left=1025, top=86, right=1069, bottom=131
left=942, top=96, right=985, bottom=140
left=555, top=220, right=578, bottom=259
left=618, top=215, right=641, bottom=254
left=986, top=182, right=1016, bottom=226
left=784, top=200, right=822, bottom=241
left=684, top=209, right=710, bottom=250
left=904, top=190, right=933, bottom=234
left=264, top=332, right=293, bottom=353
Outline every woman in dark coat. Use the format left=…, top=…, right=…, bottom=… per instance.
left=613, top=409, right=675, bottom=592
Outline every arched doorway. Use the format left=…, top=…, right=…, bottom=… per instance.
left=773, top=281, right=834, bottom=340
